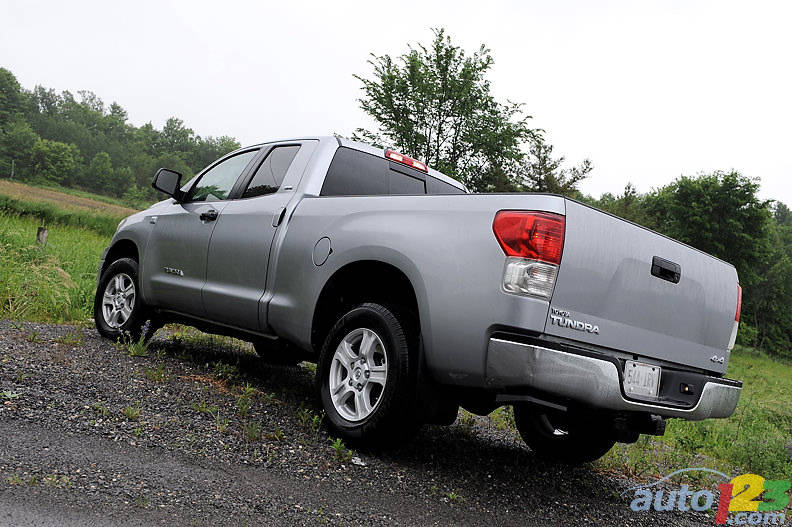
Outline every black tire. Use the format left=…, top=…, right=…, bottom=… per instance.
left=513, top=404, right=615, bottom=464
left=253, top=339, right=304, bottom=366
left=94, top=258, right=153, bottom=342
left=316, top=303, right=418, bottom=446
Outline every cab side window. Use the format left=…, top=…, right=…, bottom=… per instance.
left=186, top=150, right=258, bottom=202
left=242, top=145, right=301, bottom=198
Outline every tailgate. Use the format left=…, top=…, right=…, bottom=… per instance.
left=546, top=200, right=739, bottom=374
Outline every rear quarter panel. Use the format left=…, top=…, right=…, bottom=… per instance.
left=267, top=193, right=566, bottom=386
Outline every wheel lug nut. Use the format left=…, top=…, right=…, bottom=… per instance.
left=364, top=371, right=370, bottom=378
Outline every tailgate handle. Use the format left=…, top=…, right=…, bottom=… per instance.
left=651, top=256, right=681, bottom=284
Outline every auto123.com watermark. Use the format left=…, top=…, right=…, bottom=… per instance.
left=624, top=468, right=789, bottom=525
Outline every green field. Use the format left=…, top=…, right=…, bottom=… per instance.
left=1, top=181, right=790, bottom=480
left=0, top=213, right=108, bottom=322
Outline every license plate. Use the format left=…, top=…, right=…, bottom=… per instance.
left=623, top=361, right=661, bottom=397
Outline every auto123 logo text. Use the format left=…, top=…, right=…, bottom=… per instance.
left=625, top=468, right=789, bottom=525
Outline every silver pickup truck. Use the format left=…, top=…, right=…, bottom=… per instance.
left=94, top=136, right=743, bottom=463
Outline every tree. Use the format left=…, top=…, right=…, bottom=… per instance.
left=595, top=183, right=649, bottom=225
left=773, top=202, right=792, bottom=227
left=643, top=171, right=771, bottom=289
left=520, top=138, right=592, bottom=196
left=0, top=119, right=39, bottom=178
left=0, top=68, right=26, bottom=133
left=30, top=139, right=79, bottom=184
left=88, top=152, right=114, bottom=192
left=354, top=28, right=538, bottom=191
left=158, top=117, right=194, bottom=157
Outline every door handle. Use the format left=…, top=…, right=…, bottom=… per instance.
left=651, top=256, right=681, bottom=284
left=200, top=209, right=219, bottom=222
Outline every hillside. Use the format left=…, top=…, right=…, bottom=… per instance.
left=0, top=180, right=139, bottom=218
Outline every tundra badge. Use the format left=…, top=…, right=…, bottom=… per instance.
left=550, top=307, right=600, bottom=334
left=164, top=267, right=184, bottom=276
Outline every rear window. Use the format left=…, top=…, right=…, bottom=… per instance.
left=321, top=147, right=464, bottom=196
left=427, top=176, right=465, bottom=194
left=390, top=167, right=426, bottom=195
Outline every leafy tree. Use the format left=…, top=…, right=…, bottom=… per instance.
left=773, top=202, right=792, bottom=227
left=520, top=138, right=592, bottom=196
left=0, top=119, right=39, bottom=178
left=158, top=117, right=194, bottom=157
left=0, top=68, right=26, bottom=133
left=111, top=166, right=134, bottom=198
left=643, top=171, right=771, bottom=289
left=30, top=138, right=79, bottom=184
left=595, top=183, right=649, bottom=225
left=354, top=28, right=538, bottom=191
left=88, top=152, right=114, bottom=192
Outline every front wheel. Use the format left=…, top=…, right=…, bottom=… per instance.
left=513, top=404, right=615, bottom=464
left=94, top=258, right=154, bottom=342
left=316, top=303, right=419, bottom=446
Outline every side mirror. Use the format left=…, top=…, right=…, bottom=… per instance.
left=152, top=168, right=184, bottom=201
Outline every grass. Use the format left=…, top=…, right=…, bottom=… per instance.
left=123, top=402, right=142, bottom=421
left=596, top=345, right=792, bottom=480
left=192, top=400, right=219, bottom=415
left=0, top=194, right=124, bottom=237
left=121, top=335, right=149, bottom=357
left=329, top=437, right=353, bottom=464
left=54, top=329, right=84, bottom=346
left=243, top=421, right=261, bottom=442
left=144, top=363, right=170, bottom=383
left=0, top=213, right=109, bottom=322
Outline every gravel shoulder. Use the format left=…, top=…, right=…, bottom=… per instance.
left=0, top=321, right=714, bottom=526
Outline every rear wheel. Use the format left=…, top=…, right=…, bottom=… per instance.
left=513, top=404, right=615, bottom=464
left=94, top=258, right=155, bottom=342
left=316, top=303, right=418, bottom=446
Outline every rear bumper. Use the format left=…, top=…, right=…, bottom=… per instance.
left=485, top=338, right=741, bottom=421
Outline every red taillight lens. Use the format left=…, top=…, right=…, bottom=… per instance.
left=385, top=149, right=428, bottom=172
left=735, top=284, right=742, bottom=322
left=492, top=211, right=566, bottom=265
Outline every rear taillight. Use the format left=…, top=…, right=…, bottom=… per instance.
left=735, top=284, right=742, bottom=322
left=493, top=211, right=565, bottom=265
left=728, top=284, right=742, bottom=351
left=385, top=149, right=428, bottom=172
left=493, top=211, right=565, bottom=300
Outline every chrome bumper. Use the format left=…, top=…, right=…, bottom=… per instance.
left=485, top=338, right=741, bottom=421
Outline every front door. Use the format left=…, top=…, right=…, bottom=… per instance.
left=143, top=149, right=258, bottom=317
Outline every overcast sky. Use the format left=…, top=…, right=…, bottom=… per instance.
left=2, top=0, right=790, bottom=204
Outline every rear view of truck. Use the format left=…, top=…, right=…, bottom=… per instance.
left=486, top=198, right=742, bottom=462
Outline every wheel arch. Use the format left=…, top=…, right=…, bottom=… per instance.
left=100, top=238, right=139, bottom=277
left=310, top=260, right=424, bottom=355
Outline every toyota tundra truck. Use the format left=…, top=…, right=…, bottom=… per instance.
left=94, top=136, right=743, bottom=463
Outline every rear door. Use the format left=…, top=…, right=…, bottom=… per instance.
left=545, top=199, right=740, bottom=374
left=143, top=149, right=258, bottom=316
left=202, top=140, right=317, bottom=330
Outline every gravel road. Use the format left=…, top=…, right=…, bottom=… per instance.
left=0, top=321, right=717, bottom=526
